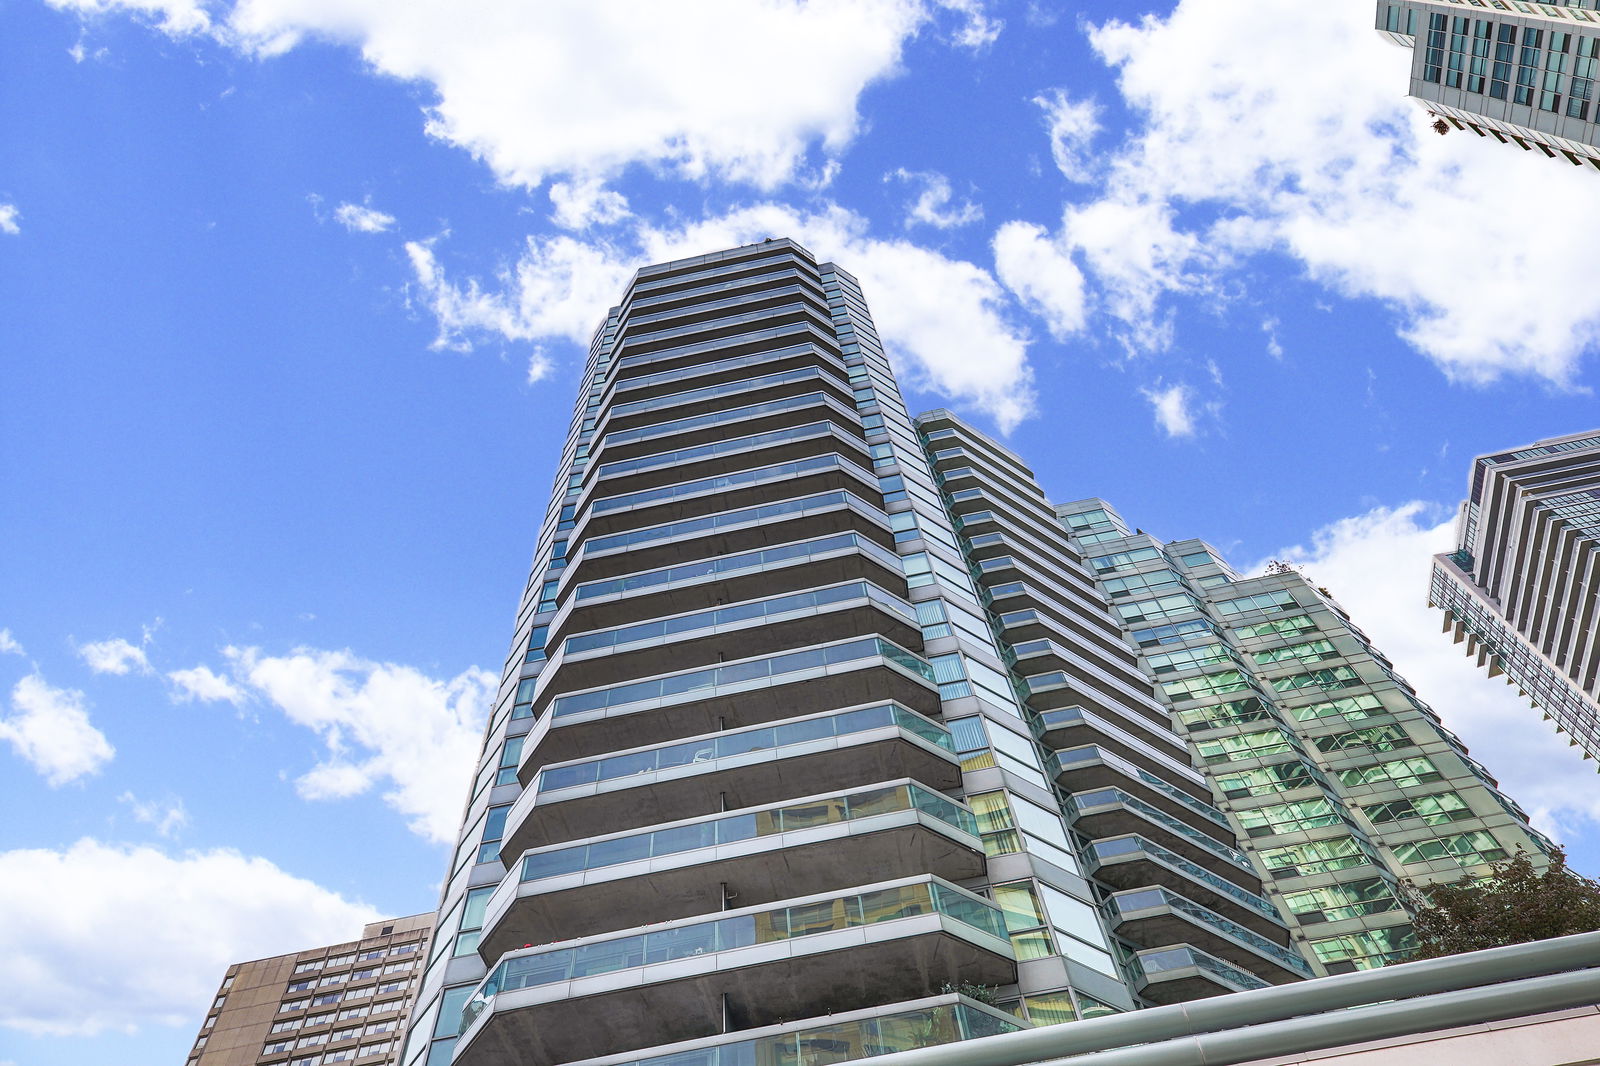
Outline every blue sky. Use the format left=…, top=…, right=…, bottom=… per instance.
left=3, top=1, right=1599, bottom=1063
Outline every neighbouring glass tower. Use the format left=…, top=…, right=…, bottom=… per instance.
left=1053, top=500, right=1553, bottom=975
left=1375, top=0, right=1600, bottom=169
left=1430, top=430, right=1600, bottom=763
left=402, top=240, right=1315, bottom=1066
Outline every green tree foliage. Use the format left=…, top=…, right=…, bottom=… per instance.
left=1406, top=847, right=1600, bottom=960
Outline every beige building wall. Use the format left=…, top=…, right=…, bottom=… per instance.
left=1234, top=1005, right=1600, bottom=1066
left=184, top=913, right=434, bottom=1066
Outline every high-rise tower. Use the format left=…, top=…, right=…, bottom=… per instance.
left=1376, top=0, right=1600, bottom=169
left=1053, top=500, right=1553, bottom=974
left=1430, top=430, right=1600, bottom=763
left=401, top=240, right=1311, bottom=1066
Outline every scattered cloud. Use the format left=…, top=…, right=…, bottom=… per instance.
left=0, top=204, right=18, bottom=236
left=1040, top=0, right=1600, bottom=382
left=167, top=664, right=247, bottom=706
left=119, top=792, right=190, bottom=838
left=1261, top=316, right=1284, bottom=360
left=44, top=0, right=211, bottom=36
left=1267, top=503, right=1600, bottom=839
left=934, top=0, right=1002, bottom=49
left=406, top=203, right=1037, bottom=431
left=222, top=646, right=496, bottom=844
left=549, top=178, right=631, bottom=230
left=332, top=200, right=396, bottom=234
left=1033, top=88, right=1100, bottom=183
left=886, top=168, right=982, bottom=229
left=0, top=838, right=375, bottom=1036
left=0, top=629, right=22, bottom=656
left=77, top=636, right=152, bottom=676
left=0, top=675, right=115, bottom=787
left=992, top=221, right=1087, bottom=341
left=1140, top=381, right=1197, bottom=438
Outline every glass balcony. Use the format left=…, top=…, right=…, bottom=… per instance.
left=564, top=581, right=917, bottom=658
left=481, top=782, right=984, bottom=955
left=598, top=390, right=843, bottom=453
left=1034, top=705, right=1195, bottom=776
left=574, top=490, right=880, bottom=564
left=537, top=581, right=921, bottom=702
left=591, top=418, right=856, bottom=488
left=502, top=703, right=959, bottom=851
left=550, top=636, right=936, bottom=721
left=1069, top=787, right=1255, bottom=876
left=1049, top=745, right=1228, bottom=831
left=590, top=453, right=855, bottom=517
left=558, top=995, right=1023, bottom=1066
left=1087, top=835, right=1279, bottom=932
left=454, top=877, right=1016, bottom=1066
left=1131, top=946, right=1270, bottom=1004
left=1107, top=888, right=1312, bottom=981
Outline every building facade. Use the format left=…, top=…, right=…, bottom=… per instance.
left=402, top=240, right=1314, bottom=1066
left=1429, top=430, right=1600, bottom=763
left=186, top=913, right=434, bottom=1066
left=1375, top=0, right=1600, bottom=169
left=1052, top=500, right=1552, bottom=975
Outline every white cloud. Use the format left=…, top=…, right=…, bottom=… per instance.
left=223, top=646, right=496, bottom=844
left=1055, top=0, right=1600, bottom=382
left=0, top=675, right=115, bottom=787
left=1033, top=88, right=1100, bottom=183
left=167, top=664, right=247, bottom=705
left=407, top=203, right=1038, bottom=431
left=77, top=636, right=152, bottom=676
left=0, top=629, right=22, bottom=656
left=404, top=231, right=632, bottom=374
left=1269, top=503, right=1600, bottom=838
left=549, top=178, right=631, bottom=230
left=220, top=0, right=959, bottom=193
left=45, top=0, right=210, bottom=35
left=332, top=200, right=396, bottom=233
left=886, top=168, right=982, bottom=229
left=992, top=220, right=1087, bottom=340
left=0, top=839, right=375, bottom=1036
left=0, top=204, right=18, bottom=236
left=933, top=0, right=1002, bottom=49
left=1140, top=381, right=1197, bottom=438
left=119, top=791, right=190, bottom=837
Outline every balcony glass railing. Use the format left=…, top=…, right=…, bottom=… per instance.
left=594, top=1000, right=1021, bottom=1066
left=563, top=582, right=916, bottom=658
left=1110, top=889, right=1312, bottom=976
left=1072, top=788, right=1252, bottom=868
left=590, top=421, right=844, bottom=484
left=462, top=879, right=1009, bottom=1031
left=579, top=490, right=879, bottom=559
left=591, top=453, right=864, bottom=515
left=1050, top=747, right=1227, bottom=827
left=600, top=390, right=840, bottom=450
left=551, top=636, right=936, bottom=719
left=517, top=782, right=976, bottom=883
left=608, top=366, right=843, bottom=423
left=1135, top=947, right=1269, bottom=991
left=537, top=705, right=953, bottom=793
left=1087, top=837, right=1281, bottom=921
left=1038, top=706, right=1206, bottom=786
left=574, top=532, right=901, bottom=604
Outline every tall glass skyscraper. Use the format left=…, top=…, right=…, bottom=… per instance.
left=399, top=240, right=1551, bottom=1066
left=401, top=240, right=1312, bottom=1066
left=1052, top=501, right=1552, bottom=976
left=1375, top=0, right=1600, bottom=169
left=1430, top=430, right=1600, bottom=762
